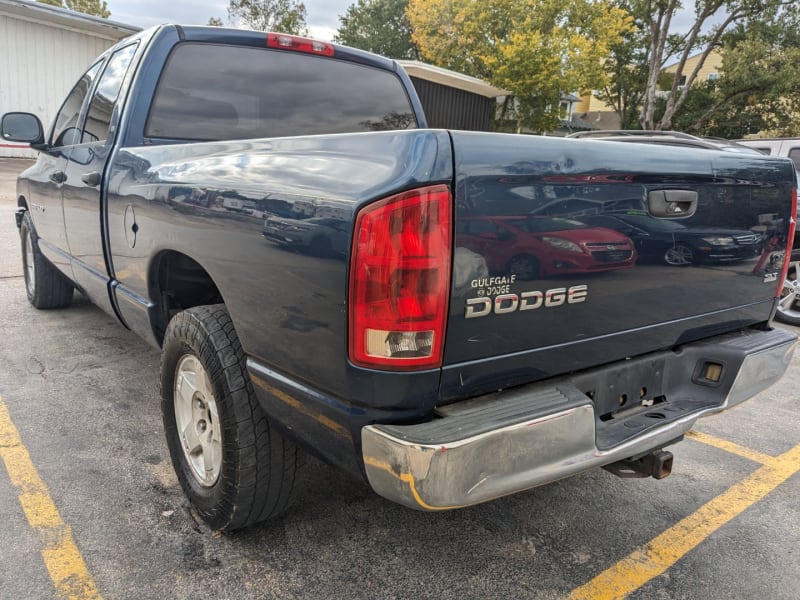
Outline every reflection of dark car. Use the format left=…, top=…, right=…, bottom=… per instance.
left=456, top=216, right=636, bottom=279
left=263, top=216, right=349, bottom=256
left=528, top=197, right=642, bottom=218
left=583, top=213, right=763, bottom=266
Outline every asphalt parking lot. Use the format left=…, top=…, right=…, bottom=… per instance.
left=1, top=157, right=799, bottom=600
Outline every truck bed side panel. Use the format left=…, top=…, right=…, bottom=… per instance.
left=106, top=130, right=453, bottom=413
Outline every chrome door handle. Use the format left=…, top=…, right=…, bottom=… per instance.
left=648, top=189, right=697, bottom=218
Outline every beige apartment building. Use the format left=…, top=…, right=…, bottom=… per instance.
left=575, top=50, right=723, bottom=129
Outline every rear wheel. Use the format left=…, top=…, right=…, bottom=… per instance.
left=664, top=244, right=695, bottom=266
left=775, top=261, right=800, bottom=325
left=161, top=304, right=301, bottom=531
left=19, top=211, right=73, bottom=309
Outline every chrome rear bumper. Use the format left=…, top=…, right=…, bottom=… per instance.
left=362, top=327, right=796, bottom=510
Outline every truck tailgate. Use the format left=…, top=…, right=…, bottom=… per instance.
left=443, top=132, right=796, bottom=400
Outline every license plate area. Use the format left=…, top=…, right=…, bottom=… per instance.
left=573, top=357, right=668, bottom=424
left=569, top=353, right=720, bottom=450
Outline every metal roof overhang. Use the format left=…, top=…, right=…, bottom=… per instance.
left=0, top=0, right=140, bottom=40
left=396, top=60, right=509, bottom=98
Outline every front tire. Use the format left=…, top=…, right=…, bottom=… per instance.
left=19, top=211, right=74, bottom=309
left=160, top=304, right=301, bottom=531
left=775, top=261, right=800, bottom=325
left=664, top=243, right=695, bottom=266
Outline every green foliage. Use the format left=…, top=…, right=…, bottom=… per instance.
left=37, top=0, right=110, bottom=18
left=227, top=0, right=307, bottom=35
left=334, top=0, right=419, bottom=59
left=646, top=3, right=800, bottom=136
left=207, top=17, right=225, bottom=26
left=713, top=5, right=800, bottom=136
left=652, top=82, right=770, bottom=138
left=594, top=4, right=651, bottom=130
left=407, top=0, right=632, bottom=133
left=635, top=0, right=796, bottom=130
left=69, top=0, right=109, bottom=17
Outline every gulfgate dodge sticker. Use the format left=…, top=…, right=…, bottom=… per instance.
left=465, top=284, right=588, bottom=318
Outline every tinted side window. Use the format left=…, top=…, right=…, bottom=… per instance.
left=146, top=43, right=417, bottom=141
left=51, top=61, right=103, bottom=147
left=84, top=43, right=138, bottom=143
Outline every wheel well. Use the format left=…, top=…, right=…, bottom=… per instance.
left=150, top=251, right=223, bottom=345
left=18, top=196, right=28, bottom=210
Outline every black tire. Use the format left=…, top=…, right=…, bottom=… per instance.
left=775, top=262, right=800, bottom=325
left=19, top=211, right=74, bottom=309
left=663, top=243, right=695, bottom=266
left=160, top=304, right=301, bottom=531
left=508, top=254, right=540, bottom=280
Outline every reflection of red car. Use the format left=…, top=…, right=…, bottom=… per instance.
left=456, top=216, right=637, bottom=279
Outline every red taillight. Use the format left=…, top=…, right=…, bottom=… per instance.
left=777, top=187, right=798, bottom=297
left=349, top=185, right=452, bottom=370
left=266, top=33, right=335, bottom=56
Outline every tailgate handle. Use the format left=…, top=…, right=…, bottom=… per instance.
left=647, top=189, right=697, bottom=218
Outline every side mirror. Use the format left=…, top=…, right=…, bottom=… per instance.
left=1, top=112, right=45, bottom=148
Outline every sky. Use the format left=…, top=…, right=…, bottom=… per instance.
left=106, top=0, right=694, bottom=40
left=104, top=0, right=354, bottom=40
left=103, top=0, right=704, bottom=48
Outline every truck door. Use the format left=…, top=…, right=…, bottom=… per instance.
left=25, top=61, right=103, bottom=273
left=62, top=43, right=138, bottom=319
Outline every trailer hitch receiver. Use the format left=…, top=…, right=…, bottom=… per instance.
left=603, top=449, right=673, bottom=480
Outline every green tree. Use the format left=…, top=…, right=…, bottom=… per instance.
left=660, top=83, right=776, bottom=138
left=334, top=0, right=419, bottom=59
left=407, top=0, right=632, bottom=133
left=227, top=0, right=307, bottom=34
left=645, top=3, right=800, bottom=136
left=637, top=0, right=795, bottom=130
left=207, top=17, right=225, bottom=26
left=594, top=8, right=650, bottom=129
left=38, top=0, right=110, bottom=18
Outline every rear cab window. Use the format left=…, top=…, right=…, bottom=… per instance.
left=145, top=42, right=417, bottom=141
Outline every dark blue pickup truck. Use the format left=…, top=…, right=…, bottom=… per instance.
left=2, top=25, right=798, bottom=531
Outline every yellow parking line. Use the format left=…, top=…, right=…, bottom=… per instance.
left=569, top=442, right=800, bottom=600
left=686, top=430, right=776, bottom=465
left=0, top=393, right=101, bottom=599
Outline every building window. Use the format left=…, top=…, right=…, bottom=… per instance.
left=707, top=73, right=719, bottom=81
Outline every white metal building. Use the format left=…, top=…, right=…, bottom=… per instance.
left=0, top=0, right=139, bottom=157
